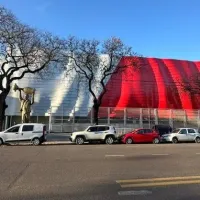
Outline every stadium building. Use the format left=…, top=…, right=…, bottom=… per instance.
left=5, top=57, right=200, bottom=132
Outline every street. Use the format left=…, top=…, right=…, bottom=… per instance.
left=1, top=143, right=200, bottom=200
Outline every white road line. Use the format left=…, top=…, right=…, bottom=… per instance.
left=196, top=153, right=200, bottom=155
left=151, top=153, right=169, bottom=156
left=118, top=190, right=152, bottom=196
left=105, top=155, right=125, bottom=157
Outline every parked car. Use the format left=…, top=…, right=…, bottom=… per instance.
left=69, top=125, right=117, bottom=145
left=161, top=128, right=200, bottom=143
left=152, top=125, right=172, bottom=136
left=121, top=128, right=160, bottom=144
left=0, top=123, right=47, bottom=146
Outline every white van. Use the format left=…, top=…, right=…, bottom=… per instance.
left=0, top=123, right=47, bottom=145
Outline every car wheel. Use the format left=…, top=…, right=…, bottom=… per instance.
left=172, top=137, right=178, bottom=144
left=195, top=137, right=200, bottom=143
left=32, top=138, right=40, bottom=146
left=105, top=136, right=114, bottom=145
left=126, top=138, right=133, bottom=144
left=153, top=138, right=160, bottom=144
left=0, top=138, right=3, bottom=146
left=75, top=137, right=84, bottom=145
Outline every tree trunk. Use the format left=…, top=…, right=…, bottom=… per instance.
left=93, top=99, right=100, bottom=125
left=0, top=92, right=8, bottom=131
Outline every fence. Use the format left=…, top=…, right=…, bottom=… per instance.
left=4, top=107, right=200, bottom=133
left=47, top=107, right=200, bottom=134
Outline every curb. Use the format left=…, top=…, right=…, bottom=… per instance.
left=43, top=141, right=72, bottom=145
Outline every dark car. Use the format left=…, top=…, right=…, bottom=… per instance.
left=152, top=125, right=172, bottom=136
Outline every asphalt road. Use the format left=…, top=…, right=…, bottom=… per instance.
left=1, top=143, right=200, bottom=200
left=46, top=133, right=70, bottom=141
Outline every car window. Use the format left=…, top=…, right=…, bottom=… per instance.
left=6, top=126, right=20, bottom=133
left=22, top=125, right=34, bottom=132
left=136, top=129, right=144, bottom=134
left=172, top=128, right=180, bottom=133
left=144, top=129, right=152, bottom=133
left=97, top=127, right=106, bottom=131
left=179, top=129, right=187, bottom=134
left=105, top=126, right=109, bottom=131
left=188, top=129, right=196, bottom=133
left=97, top=126, right=109, bottom=131
left=87, top=127, right=98, bottom=132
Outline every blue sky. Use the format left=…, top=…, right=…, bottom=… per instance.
left=1, top=0, right=200, bottom=61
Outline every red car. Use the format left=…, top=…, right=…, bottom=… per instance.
left=121, top=128, right=160, bottom=144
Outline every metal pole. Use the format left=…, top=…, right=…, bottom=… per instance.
left=48, top=107, right=51, bottom=134
left=61, top=105, right=64, bottom=133
left=90, top=107, right=93, bottom=125
left=154, top=109, right=158, bottom=125
left=148, top=108, right=151, bottom=128
left=139, top=108, right=143, bottom=128
left=107, top=107, right=110, bottom=125
left=184, top=110, right=187, bottom=127
left=4, top=116, right=8, bottom=130
left=10, top=115, right=12, bottom=127
left=169, top=109, right=173, bottom=128
left=124, top=108, right=127, bottom=134
left=72, top=107, right=75, bottom=132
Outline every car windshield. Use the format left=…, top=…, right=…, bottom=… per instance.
left=172, top=128, right=180, bottom=133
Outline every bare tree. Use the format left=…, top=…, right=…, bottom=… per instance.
left=0, top=6, right=64, bottom=130
left=64, top=36, right=144, bottom=125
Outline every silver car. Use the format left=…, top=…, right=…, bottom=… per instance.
left=161, top=128, right=200, bottom=143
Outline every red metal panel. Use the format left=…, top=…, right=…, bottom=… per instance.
left=101, top=57, right=200, bottom=110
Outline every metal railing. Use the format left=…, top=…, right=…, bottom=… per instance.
left=47, top=107, right=200, bottom=133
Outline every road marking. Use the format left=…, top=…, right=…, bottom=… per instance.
left=196, top=153, right=200, bottom=155
left=118, top=190, right=152, bottom=196
left=105, top=155, right=125, bottom=157
left=120, top=180, right=200, bottom=188
left=116, top=175, right=200, bottom=183
left=117, top=175, right=200, bottom=188
left=151, top=153, right=169, bottom=156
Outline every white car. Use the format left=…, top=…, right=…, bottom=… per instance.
left=0, top=123, right=47, bottom=146
left=70, top=125, right=117, bottom=145
left=161, top=128, right=200, bottom=143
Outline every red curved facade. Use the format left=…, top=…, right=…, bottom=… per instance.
left=101, top=57, right=200, bottom=110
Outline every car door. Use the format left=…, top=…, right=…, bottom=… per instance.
left=4, top=126, right=20, bottom=142
left=144, top=129, right=155, bottom=142
left=177, top=129, right=188, bottom=141
left=187, top=128, right=197, bottom=141
left=85, top=126, right=98, bottom=140
left=133, top=129, right=146, bottom=143
left=19, top=125, right=34, bottom=141
left=97, top=126, right=109, bottom=140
